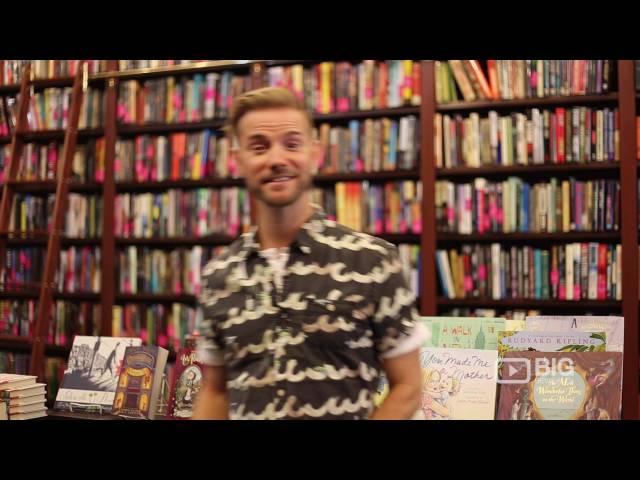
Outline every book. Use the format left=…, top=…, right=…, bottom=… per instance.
left=168, top=344, right=203, bottom=419
left=525, top=315, right=624, bottom=352
left=8, top=401, right=47, bottom=415
left=112, top=345, right=169, bottom=419
left=416, top=347, right=498, bottom=420
left=496, top=351, right=622, bottom=420
left=497, top=330, right=606, bottom=357
left=0, top=374, right=37, bottom=391
left=422, top=316, right=506, bottom=350
left=54, top=336, right=143, bottom=413
left=7, top=409, right=47, bottom=420
left=0, top=383, right=46, bottom=399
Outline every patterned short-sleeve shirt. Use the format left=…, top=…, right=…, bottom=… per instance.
left=197, top=208, right=420, bottom=420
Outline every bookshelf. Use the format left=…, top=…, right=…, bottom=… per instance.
left=422, top=60, right=639, bottom=419
left=1, top=59, right=638, bottom=419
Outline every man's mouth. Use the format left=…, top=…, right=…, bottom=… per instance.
left=263, top=175, right=295, bottom=184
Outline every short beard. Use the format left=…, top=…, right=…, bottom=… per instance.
left=249, top=174, right=313, bottom=208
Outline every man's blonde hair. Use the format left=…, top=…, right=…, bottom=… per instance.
left=226, top=87, right=313, bottom=139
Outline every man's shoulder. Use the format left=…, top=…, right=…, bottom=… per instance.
left=319, top=218, right=399, bottom=260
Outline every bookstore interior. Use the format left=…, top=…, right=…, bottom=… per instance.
left=0, top=59, right=637, bottom=421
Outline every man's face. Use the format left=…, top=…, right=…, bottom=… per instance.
left=235, top=107, right=319, bottom=208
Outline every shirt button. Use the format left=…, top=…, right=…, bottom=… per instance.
left=277, top=389, right=285, bottom=397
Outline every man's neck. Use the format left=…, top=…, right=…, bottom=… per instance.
left=256, top=196, right=314, bottom=250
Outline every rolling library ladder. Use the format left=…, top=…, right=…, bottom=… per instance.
left=0, top=63, right=88, bottom=380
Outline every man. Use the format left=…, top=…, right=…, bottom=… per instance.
left=193, top=87, right=425, bottom=420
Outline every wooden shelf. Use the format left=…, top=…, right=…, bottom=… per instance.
left=314, top=169, right=419, bottom=183
left=437, top=298, right=622, bottom=309
left=437, top=231, right=621, bottom=243
left=313, top=106, right=420, bottom=122
left=117, top=120, right=225, bottom=136
left=7, top=180, right=102, bottom=193
left=116, top=293, right=197, bottom=304
left=0, top=76, right=105, bottom=94
left=18, top=128, right=104, bottom=142
left=95, top=61, right=255, bottom=82
left=116, top=235, right=236, bottom=247
left=436, top=93, right=619, bottom=112
left=0, top=334, right=71, bottom=357
left=377, top=233, right=421, bottom=243
left=45, top=410, right=124, bottom=420
left=0, top=290, right=99, bottom=301
left=436, top=162, right=619, bottom=179
left=115, top=177, right=243, bottom=192
left=4, top=236, right=101, bottom=247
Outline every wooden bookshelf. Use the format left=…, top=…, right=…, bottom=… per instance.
left=3, top=59, right=639, bottom=419
left=425, top=60, right=639, bottom=420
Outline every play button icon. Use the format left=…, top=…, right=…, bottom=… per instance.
left=499, top=357, right=532, bottom=384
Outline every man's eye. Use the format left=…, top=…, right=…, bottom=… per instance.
left=286, top=142, right=301, bottom=150
left=252, top=144, right=267, bottom=153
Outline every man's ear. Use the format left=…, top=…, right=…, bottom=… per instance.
left=230, top=136, right=244, bottom=177
left=311, top=139, right=325, bottom=175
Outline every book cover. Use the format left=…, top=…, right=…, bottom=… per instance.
left=112, top=345, right=169, bottom=419
left=497, top=330, right=606, bottom=358
left=167, top=345, right=203, bottom=419
left=54, top=335, right=142, bottom=413
left=525, top=315, right=623, bottom=352
left=422, top=316, right=506, bottom=350
left=496, top=351, right=622, bottom=420
left=417, top=347, right=498, bottom=420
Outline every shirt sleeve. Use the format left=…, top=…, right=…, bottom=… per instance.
left=196, top=261, right=226, bottom=367
left=370, top=243, right=423, bottom=358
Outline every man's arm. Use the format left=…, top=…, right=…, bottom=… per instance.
left=370, top=348, right=421, bottom=420
left=192, top=365, right=229, bottom=420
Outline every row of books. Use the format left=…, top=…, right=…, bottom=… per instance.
left=9, top=139, right=106, bottom=183
left=0, top=60, right=107, bottom=85
left=117, top=246, right=224, bottom=296
left=54, top=335, right=202, bottom=419
left=435, top=107, right=620, bottom=169
left=436, top=242, right=622, bottom=301
left=0, top=96, right=17, bottom=136
left=9, top=193, right=102, bottom=237
left=436, top=178, right=620, bottom=234
left=0, top=354, right=63, bottom=408
left=0, top=300, right=100, bottom=347
left=116, top=73, right=252, bottom=125
left=312, top=181, right=422, bottom=234
left=112, top=303, right=200, bottom=353
left=314, top=116, right=419, bottom=173
left=436, top=60, right=613, bottom=103
left=26, top=87, right=104, bottom=131
left=2, top=247, right=101, bottom=293
left=441, top=308, right=542, bottom=321
left=115, top=131, right=235, bottom=181
left=1, top=374, right=48, bottom=420
left=117, top=60, right=218, bottom=71
left=266, top=60, right=421, bottom=113
left=115, top=189, right=251, bottom=238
